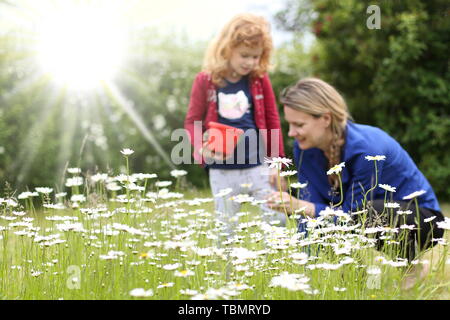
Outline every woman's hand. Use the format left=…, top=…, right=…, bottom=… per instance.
left=266, top=191, right=315, bottom=218
left=268, top=168, right=288, bottom=191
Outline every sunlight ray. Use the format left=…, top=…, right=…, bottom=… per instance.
left=103, top=81, right=175, bottom=170
left=13, top=88, right=65, bottom=190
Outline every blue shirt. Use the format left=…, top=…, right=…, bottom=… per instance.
left=209, top=76, right=262, bottom=169
left=293, top=121, right=441, bottom=216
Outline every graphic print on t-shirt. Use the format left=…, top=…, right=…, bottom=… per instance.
left=218, top=90, right=250, bottom=120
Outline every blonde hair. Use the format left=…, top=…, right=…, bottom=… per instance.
left=202, top=13, right=273, bottom=87
left=280, top=78, right=352, bottom=189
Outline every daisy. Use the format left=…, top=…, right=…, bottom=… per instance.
left=157, top=282, right=174, bottom=289
left=180, top=289, right=199, bottom=296
left=155, top=181, right=172, bottom=188
left=120, top=148, right=134, bottom=156
left=280, top=170, right=297, bottom=177
left=269, top=272, right=310, bottom=291
left=379, top=184, right=396, bottom=192
left=170, top=169, right=188, bottom=178
left=35, top=187, right=53, bottom=194
left=424, top=216, right=436, bottom=223
left=403, top=190, right=426, bottom=200
left=174, top=269, right=195, bottom=277
left=132, top=173, right=158, bottom=180
left=384, top=202, right=400, bottom=209
left=129, top=288, right=154, bottom=297
left=91, top=173, right=109, bottom=182
left=326, top=162, right=345, bottom=175
left=67, top=167, right=81, bottom=174
left=162, top=263, right=181, bottom=270
left=18, top=192, right=34, bottom=199
left=436, top=218, right=450, bottom=230
left=231, top=194, right=254, bottom=204
left=432, top=238, right=447, bottom=245
left=365, top=155, right=386, bottom=161
left=400, top=224, right=415, bottom=230
left=5, top=199, right=18, bottom=207
left=396, top=210, right=413, bottom=215
left=290, top=182, right=308, bottom=189
left=70, top=194, right=86, bottom=203
left=65, top=177, right=84, bottom=187
left=264, top=157, right=292, bottom=170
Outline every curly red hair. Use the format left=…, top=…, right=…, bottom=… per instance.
left=202, top=13, right=273, bottom=87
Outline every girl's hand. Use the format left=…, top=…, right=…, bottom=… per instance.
left=265, top=191, right=315, bottom=218
left=268, top=168, right=288, bottom=191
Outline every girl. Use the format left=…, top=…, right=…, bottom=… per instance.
left=267, top=77, right=445, bottom=289
left=184, top=13, right=286, bottom=236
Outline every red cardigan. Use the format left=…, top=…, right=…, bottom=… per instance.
left=184, top=71, right=285, bottom=165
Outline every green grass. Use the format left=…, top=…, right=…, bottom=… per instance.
left=1, top=179, right=448, bottom=300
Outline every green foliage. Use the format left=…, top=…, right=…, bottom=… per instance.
left=270, top=36, right=313, bottom=160
left=0, top=28, right=207, bottom=193
left=274, top=0, right=450, bottom=200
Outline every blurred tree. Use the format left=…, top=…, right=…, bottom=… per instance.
left=270, top=35, right=313, bottom=161
left=274, top=0, right=450, bottom=200
left=0, top=28, right=207, bottom=194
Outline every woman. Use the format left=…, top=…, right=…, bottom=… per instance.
left=267, top=78, right=445, bottom=288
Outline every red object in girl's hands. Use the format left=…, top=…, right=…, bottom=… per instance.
left=206, top=122, right=244, bottom=156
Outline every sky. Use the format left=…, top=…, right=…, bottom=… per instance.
left=127, top=0, right=294, bottom=46
left=0, top=0, right=305, bottom=48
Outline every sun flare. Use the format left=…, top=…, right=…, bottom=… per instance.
left=35, top=4, right=128, bottom=90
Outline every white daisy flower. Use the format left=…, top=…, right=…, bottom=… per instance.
left=180, top=289, right=199, bottom=296
left=365, top=155, right=386, bottom=161
left=264, top=157, right=293, bottom=170
left=402, top=190, right=426, bottom=200
left=326, top=162, right=345, bottom=175
left=400, top=224, right=416, bottom=230
left=174, top=269, right=195, bottom=277
left=436, top=218, right=450, bottom=230
left=70, top=194, right=86, bottom=203
left=290, top=182, right=308, bottom=189
left=162, top=263, right=181, bottom=270
left=120, top=148, right=134, bottom=156
left=91, top=173, right=109, bottom=183
left=396, top=210, right=413, bottom=215
left=155, top=181, right=172, bottom=188
left=424, top=216, right=436, bottom=223
left=170, top=170, right=188, bottom=178
left=35, top=187, right=53, bottom=194
left=379, top=184, right=396, bottom=193
left=385, top=202, right=400, bottom=209
left=129, top=288, right=154, bottom=297
left=65, top=177, right=84, bottom=187
left=157, top=282, right=174, bottom=289
left=269, top=272, right=310, bottom=291
left=67, top=167, right=81, bottom=174
left=280, top=170, right=297, bottom=177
